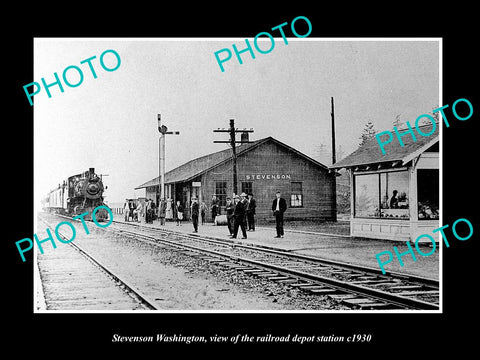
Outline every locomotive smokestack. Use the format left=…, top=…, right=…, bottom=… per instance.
left=89, top=167, right=95, bottom=174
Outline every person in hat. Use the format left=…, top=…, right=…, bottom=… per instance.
left=158, top=198, right=167, bottom=225
left=200, top=201, right=207, bottom=225
left=149, top=199, right=157, bottom=222
left=246, top=192, right=256, bottom=231
left=145, top=199, right=150, bottom=224
left=175, top=200, right=183, bottom=226
left=211, top=195, right=219, bottom=224
left=232, top=195, right=247, bottom=239
left=123, top=199, right=130, bottom=222
left=133, top=200, right=143, bottom=223
left=271, top=191, right=287, bottom=238
left=129, top=201, right=135, bottom=221
left=190, top=196, right=199, bottom=232
left=240, top=192, right=249, bottom=233
left=225, top=197, right=234, bottom=236
left=146, top=199, right=155, bottom=224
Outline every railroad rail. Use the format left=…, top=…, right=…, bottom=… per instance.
left=108, top=220, right=439, bottom=310
left=38, top=212, right=440, bottom=310
left=37, top=216, right=159, bottom=310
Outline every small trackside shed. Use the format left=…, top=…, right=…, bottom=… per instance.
left=330, top=123, right=439, bottom=242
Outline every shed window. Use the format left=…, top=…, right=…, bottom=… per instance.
left=355, top=171, right=409, bottom=219
left=355, top=174, right=379, bottom=218
left=380, top=171, right=409, bottom=219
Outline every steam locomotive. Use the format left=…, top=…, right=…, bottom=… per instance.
left=42, top=168, right=109, bottom=221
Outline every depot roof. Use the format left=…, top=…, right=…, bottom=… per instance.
left=330, top=123, right=439, bottom=170
left=135, top=136, right=328, bottom=190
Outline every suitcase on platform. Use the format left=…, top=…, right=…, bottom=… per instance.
left=214, top=214, right=228, bottom=226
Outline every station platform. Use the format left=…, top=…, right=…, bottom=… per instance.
left=113, top=214, right=440, bottom=281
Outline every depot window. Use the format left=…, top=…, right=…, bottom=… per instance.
left=215, top=181, right=227, bottom=207
left=290, top=181, right=303, bottom=207
left=241, top=181, right=253, bottom=196
left=354, top=171, right=409, bottom=219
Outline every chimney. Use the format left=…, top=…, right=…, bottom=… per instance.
left=240, top=132, right=249, bottom=143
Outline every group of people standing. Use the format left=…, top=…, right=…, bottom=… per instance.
left=225, top=192, right=256, bottom=239
left=123, top=198, right=157, bottom=224
left=122, top=190, right=287, bottom=239
left=224, top=191, right=287, bottom=239
left=159, top=199, right=185, bottom=226
left=171, top=193, right=257, bottom=236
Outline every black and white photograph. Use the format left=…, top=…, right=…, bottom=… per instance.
left=7, top=7, right=478, bottom=354
left=33, top=38, right=441, bottom=313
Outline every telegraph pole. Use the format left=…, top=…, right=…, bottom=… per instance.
left=330, top=97, right=337, bottom=221
left=331, top=97, right=336, bottom=165
left=158, top=114, right=180, bottom=202
left=213, top=119, right=254, bottom=195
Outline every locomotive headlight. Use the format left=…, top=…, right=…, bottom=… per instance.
left=87, top=183, right=99, bottom=194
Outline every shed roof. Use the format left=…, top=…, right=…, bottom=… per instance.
left=135, top=136, right=328, bottom=189
left=331, top=123, right=439, bottom=169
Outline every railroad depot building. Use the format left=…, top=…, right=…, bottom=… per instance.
left=331, top=123, right=439, bottom=242
left=135, top=136, right=336, bottom=222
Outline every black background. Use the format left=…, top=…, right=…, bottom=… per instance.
left=6, top=4, right=478, bottom=355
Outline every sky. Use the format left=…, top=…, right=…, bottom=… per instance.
left=34, top=38, right=440, bottom=207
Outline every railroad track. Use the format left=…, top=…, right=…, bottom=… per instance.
left=108, top=220, right=439, bottom=311
left=37, top=215, right=159, bottom=310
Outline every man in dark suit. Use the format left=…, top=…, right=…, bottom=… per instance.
left=211, top=195, right=219, bottom=223
left=271, top=191, right=287, bottom=238
left=240, top=192, right=249, bottom=232
left=246, top=192, right=256, bottom=231
left=225, top=197, right=234, bottom=236
left=232, top=195, right=247, bottom=239
left=191, top=196, right=199, bottom=233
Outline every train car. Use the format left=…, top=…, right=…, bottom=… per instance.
left=44, top=168, right=109, bottom=221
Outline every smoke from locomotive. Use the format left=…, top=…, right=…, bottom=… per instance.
left=43, top=168, right=109, bottom=221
